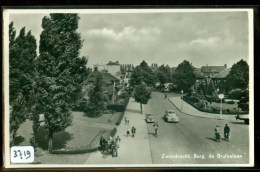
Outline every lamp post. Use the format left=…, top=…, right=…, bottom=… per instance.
left=218, top=94, right=224, bottom=119
left=181, top=90, right=183, bottom=111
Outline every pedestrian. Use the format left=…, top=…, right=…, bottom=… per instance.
left=153, top=122, right=159, bottom=137
left=99, top=136, right=105, bottom=153
left=214, top=125, right=221, bottom=142
left=124, top=117, right=127, bottom=125
left=224, top=124, right=230, bottom=141
left=126, top=129, right=130, bottom=137
left=165, top=93, right=167, bottom=99
left=131, top=126, right=136, bottom=137
left=111, top=138, right=118, bottom=157
left=127, top=118, right=130, bottom=125
left=116, top=136, right=121, bottom=144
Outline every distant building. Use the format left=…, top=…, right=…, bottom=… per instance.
left=83, top=71, right=120, bottom=101
left=200, top=64, right=227, bottom=77
left=93, top=61, right=121, bottom=79
left=211, top=68, right=231, bottom=87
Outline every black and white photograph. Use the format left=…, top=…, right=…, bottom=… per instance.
left=3, top=8, right=254, bottom=168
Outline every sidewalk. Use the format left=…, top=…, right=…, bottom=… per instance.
left=169, top=97, right=242, bottom=120
left=85, top=97, right=152, bottom=164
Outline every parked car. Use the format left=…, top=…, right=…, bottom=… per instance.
left=146, top=114, right=155, bottom=123
left=164, top=110, right=179, bottom=123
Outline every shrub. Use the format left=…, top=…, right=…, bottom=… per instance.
left=238, top=102, right=249, bottom=112
left=226, top=100, right=235, bottom=104
left=110, top=128, right=117, bottom=137
left=115, top=113, right=124, bottom=125
left=52, top=146, right=98, bottom=154
left=195, top=101, right=205, bottom=109
left=107, top=104, right=125, bottom=112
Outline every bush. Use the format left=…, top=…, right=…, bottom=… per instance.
left=238, top=102, right=249, bottom=112
left=107, top=104, right=125, bottom=112
left=110, top=128, right=117, bottom=137
left=52, top=146, right=98, bottom=154
left=115, top=113, right=124, bottom=125
left=226, top=100, right=235, bottom=104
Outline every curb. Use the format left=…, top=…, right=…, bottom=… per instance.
left=168, top=98, right=235, bottom=121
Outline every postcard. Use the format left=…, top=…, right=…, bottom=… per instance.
left=3, top=8, right=254, bottom=168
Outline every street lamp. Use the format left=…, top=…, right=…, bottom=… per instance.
left=181, top=90, right=184, bottom=111
left=218, top=93, right=224, bottom=119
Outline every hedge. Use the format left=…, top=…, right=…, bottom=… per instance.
left=115, top=113, right=124, bottom=125
left=52, top=146, right=99, bottom=154
left=107, top=104, right=125, bottom=112
left=110, top=128, right=117, bottom=137
left=183, top=96, right=246, bottom=115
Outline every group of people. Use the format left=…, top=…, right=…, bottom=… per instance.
left=99, top=136, right=121, bottom=157
left=214, top=124, right=230, bottom=142
left=126, top=126, right=136, bottom=137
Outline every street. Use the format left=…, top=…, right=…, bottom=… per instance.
left=146, top=91, right=249, bottom=164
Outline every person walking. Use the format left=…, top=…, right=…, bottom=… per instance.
left=153, top=122, right=159, bottom=137
left=99, top=136, right=105, bottom=154
left=124, top=117, right=127, bottom=125
left=111, top=138, right=118, bottom=157
left=224, top=124, right=230, bottom=141
left=214, top=125, right=221, bottom=142
left=131, top=126, right=136, bottom=137
left=126, top=129, right=130, bottom=137
left=165, top=93, right=167, bottom=99
left=116, top=136, right=121, bottom=144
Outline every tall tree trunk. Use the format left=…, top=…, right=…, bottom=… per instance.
left=11, top=129, right=17, bottom=146
left=48, top=131, right=53, bottom=153
left=140, top=103, right=142, bottom=114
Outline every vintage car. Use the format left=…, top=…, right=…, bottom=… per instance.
left=146, top=114, right=155, bottom=123
left=164, top=110, right=179, bottom=122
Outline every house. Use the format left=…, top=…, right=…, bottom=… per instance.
left=192, top=70, right=206, bottom=93
left=200, top=64, right=227, bottom=86
left=200, top=64, right=227, bottom=77
left=93, top=61, right=121, bottom=79
left=211, top=68, right=231, bottom=87
left=83, top=71, right=120, bottom=101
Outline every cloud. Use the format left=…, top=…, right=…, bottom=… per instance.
left=189, top=36, right=221, bottom=46
left=85, top=26, right=161, bottom=42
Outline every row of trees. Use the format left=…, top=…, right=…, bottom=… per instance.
left=9, top=14, right=90, bottom=152
left=129, top=60, right=195, bottom=92
left=129, top=59, right=249, bottom=94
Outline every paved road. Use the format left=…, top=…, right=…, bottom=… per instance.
left=145, top=92, right=250, bottom=164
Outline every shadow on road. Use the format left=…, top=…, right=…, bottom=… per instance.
left=206, top=137, right=218, bottom=142
left=230, top=121, right=247, bottom=125
left=125, top=109, right=141, bottom=114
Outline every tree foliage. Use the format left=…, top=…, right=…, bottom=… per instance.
left=172, top=60, right=196, bottom=92
left=225, top=59, right=249, bottom=91
left=9, top=22, right=37, bottom=145
left=87, top=72, right=107, bottom=117
left=133, top=82, right=151, bottom=113
left=156, top=64, right=172, bottom=87
left=129, top=60, right=155, bottom=87
left=33, top=14, right=87, bottom=152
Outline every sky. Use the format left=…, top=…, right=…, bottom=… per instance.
left=9, top=10, right=250, bottom=68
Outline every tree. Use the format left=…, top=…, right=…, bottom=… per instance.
left=225, top=59, right=249, bottom=91
left=172, top=60, right=196, bottom=92
left=33, top=14, right=86, bottom=153
left=129, top=60, right=155, bottom=87
left=133, top=83, right=151, bottom=114
left=9, top=22, right=37, bottom=145
left=87, top=72, right=107, bottom=117
left=156, top=64, right=172, bottom=88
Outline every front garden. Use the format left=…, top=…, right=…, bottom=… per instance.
left=183, top=92, right=248, bottom=115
